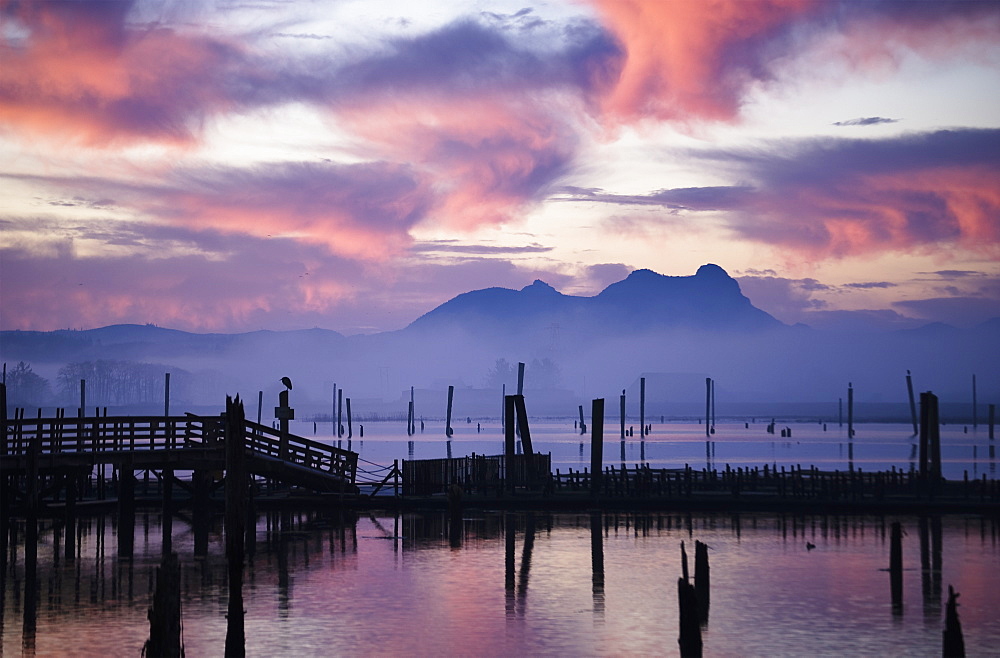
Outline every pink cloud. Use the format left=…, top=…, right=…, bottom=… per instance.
left=338, top=95, right=579, bottom=230
left=587, top=0, right=816, bottom=123
left=0, top=1, right=253, bottom=146
left=585, top=0, right=1000, bottom=125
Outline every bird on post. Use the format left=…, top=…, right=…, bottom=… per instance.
left=281, top=376, right=293, bottom=390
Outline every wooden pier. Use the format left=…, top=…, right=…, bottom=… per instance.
left=1, top=411, right=359, bottom=514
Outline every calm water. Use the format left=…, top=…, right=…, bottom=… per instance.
left=298, top=419, right=997, bottom=483
left=3, top=510, right=999, bottom=656
left=4, top=421, right=998, bottom=655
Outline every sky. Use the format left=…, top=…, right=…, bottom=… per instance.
left=2, top=0, right=999, bottom=336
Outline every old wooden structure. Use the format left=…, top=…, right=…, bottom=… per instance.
left=1, top=411, right=359, bottom=514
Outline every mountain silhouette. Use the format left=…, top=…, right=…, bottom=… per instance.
left=407, top=263, right=781, bottom=336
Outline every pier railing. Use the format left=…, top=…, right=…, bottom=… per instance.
left=1, top=413, right=215, bottom=456
left=403, top=453, right=551, bottom=496
left=1, top=412, right=358, bottom=486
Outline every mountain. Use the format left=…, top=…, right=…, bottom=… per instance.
left=2, top=265, right=996, bottom=410
left=407, top=263, right=782, bottom=337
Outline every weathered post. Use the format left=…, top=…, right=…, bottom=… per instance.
left=513, top=395, right=533, bottom=455
left=848, top=382, right=855, bottom=438
left=408, top=386, right=415, bottom=436
left=677, top=576, right=702, bottom=657
left=989, top=403, right=995, bottom=440
left=640, top=376, right=646, bottom=438
left=591, top=398, right=604, bottom=494
left=161, top=467, right=173, bottom=557
left=117, top=460, right=135, bottom=559
left=694, top=540, right=710, bottom=623
left=276, top=389, right=293, bottom=460
left=711, top=379, right=716, bottom=433
left=256, top=390, right=263, bottom=428
left=591, top=511, right=605, bottom=614
left=63, top=469, right=78, bottom=561
left=890, top=521, right=903, bottom=613
left=705, top=378, right=711, bottom=438
left=346, top=398, right=353, bottom=439
left=838, top=397, right=843, bottom=427
left=337, top=387, right=344, bottom=438
left=79, top=378, right=86, bottom=418
left=943, top=585, right=965, bottom=657
left=578, top=404, right=586, bottom=434
left=928, top=392, right=941, bottom=482
left=164, top=372, right=170, bottom=417
left=504, top=396, right=515, bottom=495
left=225, top=395, right=247, bottom=657
left=517, top=362, right=525, bottom=396
left=906, top=370, right=918, bottom=436
left=620, top=390, right=626, bottom=440
left=143, top=552, right=182, bottom=658
left=446, top=385, right=455, bottom=438
left=919, top=392, right=930, bottom=479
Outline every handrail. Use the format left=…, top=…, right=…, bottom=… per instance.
left=1, top=413, right=359, bottom=486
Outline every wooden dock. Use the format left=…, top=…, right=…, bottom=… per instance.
left=1, top=411, right=359, bottom=514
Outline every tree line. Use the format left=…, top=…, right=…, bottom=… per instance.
left=3, top=360, right=193, bottom=408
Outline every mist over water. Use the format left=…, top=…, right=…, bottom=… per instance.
left=2, top=267, right=997, bottom=417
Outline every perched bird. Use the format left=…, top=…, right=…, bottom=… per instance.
left=281, top=376, right=293, bottom=390
left=806, top=542, right=816, bottom=551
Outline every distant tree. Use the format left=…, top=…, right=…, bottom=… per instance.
left=56, top=360, right=192, bottom=406
left=5, top=361, right=51, bottom=406
left=484, top=358, right=517, bottom=389
left=528, top=358, right=562, bottom=390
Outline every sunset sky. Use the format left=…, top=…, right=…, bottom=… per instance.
left=2, top=0, right=999, bottom=335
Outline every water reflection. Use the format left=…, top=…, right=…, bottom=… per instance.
left=3, top=511, right=1000, bottom=656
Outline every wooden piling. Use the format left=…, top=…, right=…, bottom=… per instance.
left=640, top=376, right=646, bottom=438
left=143, top=552, right=182, bottom=658
left=694, top=540, right=710, bottom=623
left=337, top=387, right=344, bottom=438
left=117, top=463, right=135, bottom=559
left=346, top=397, right=353, bottom=439
left=504, top=396, right=515, bottom=495
left=161, top=468, right=173, bottom=557
left=591, top=398, right=604, bottom=494
left=920, top=391, right=942, bottom=482
left=620, top=390, right=626, bottom=440
left=943, top=585, right=965, bottom=657
left=677, top=577, right=703, bottom=657
left=591, top=511, right=605, bottom=614
left=277, top=389, right=291, bottom=460
left=906, top=370, right=918, bottom=436
left=847, top=382, right=854, bottom=439
left=446, top=385, right=455, bottom=438
left=578, top=404, right=586, bottom=434
left=225, top=395, right=247, bottom=657
left=513, top=394, right=533, bottom=455
left=705, top=378, right=711, bottom=438
left=919, top=392, right=930, bottom=479
left=890, top=521, right=903, bottom=613
left=989, top=403, right=995, bottom=440
left=711, top=378, right=716, bottom=433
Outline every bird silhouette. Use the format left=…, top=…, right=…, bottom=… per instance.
left=806, top=542, right=816, bottom=551
left=281, top=376, right=293, bottom=390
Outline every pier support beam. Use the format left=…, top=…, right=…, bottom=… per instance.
left=590, top=398, right=604, bottom=494
left=446, top=385, right=455, bottom=438
left=225, top=395, right=248, bottom=657
left=504, top=396, right=515, bottom=495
